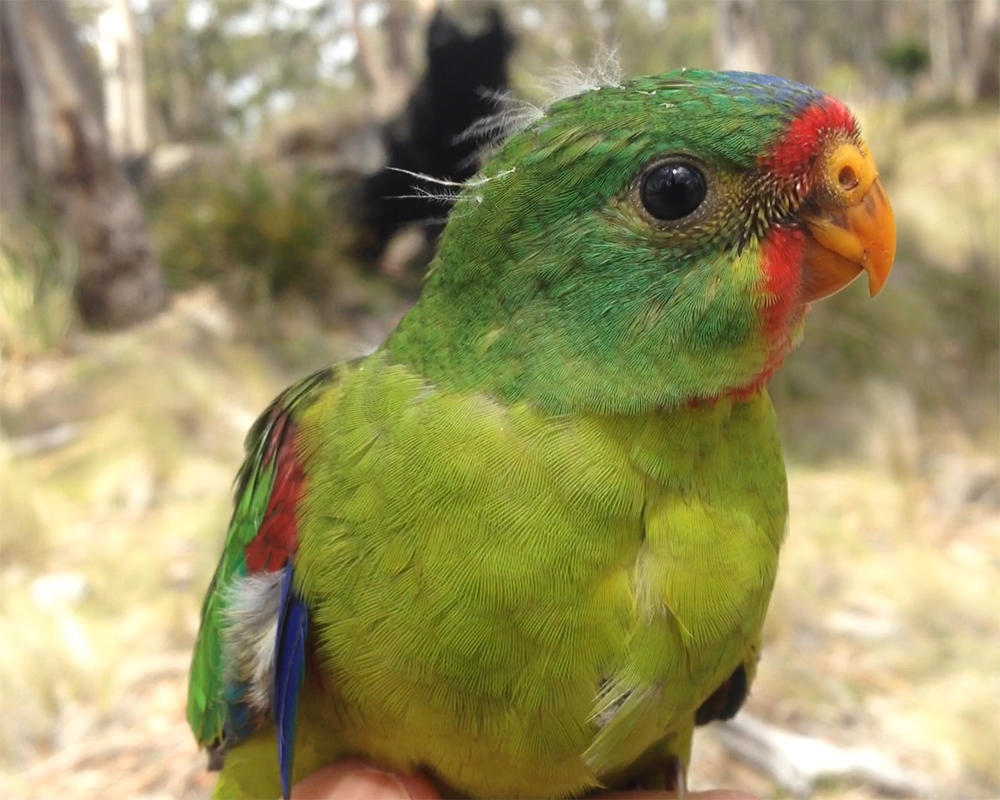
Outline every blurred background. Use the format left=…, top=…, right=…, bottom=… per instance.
left=0, top=1, right=997, bottom=798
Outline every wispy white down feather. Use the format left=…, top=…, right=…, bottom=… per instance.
left=386, top=166, right=517, bottom=214
left=455, top=49, right=623, bottom=161
left=543, top=47, right=624, bottom=104
left=222, top=572, right=283, bottom=713
left=454, top=88, right=546, bottom=154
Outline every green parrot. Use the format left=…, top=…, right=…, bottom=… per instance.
left=187, top=69, right=895, bottom=800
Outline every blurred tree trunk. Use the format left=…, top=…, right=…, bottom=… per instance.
left=783, top=1, right=810, bottom=83
left=352, top=0, right=416, bottom=118
left=0, top=0, right=165, bottom=329
left=714, top=0, right=771, bottom=73
left=928, top=0, right=954, bottom=98
left=958, top=0, right=1000, bottom=103
left=97, top=0, right=149, bottom=162
left=0, top=6, right=30, bottom=216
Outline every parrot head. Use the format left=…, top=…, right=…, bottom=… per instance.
left=388, top=69, right=896, bottom=414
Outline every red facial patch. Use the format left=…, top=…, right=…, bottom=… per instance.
left=762, top=100, right=858, bottom=182
left=726, top=101, right=853, bottom=404
left=244, top=418, right=305, bottom=573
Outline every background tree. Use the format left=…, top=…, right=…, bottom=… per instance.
left=96, top=0, right=149, bottom=164
left=0, top=0, right=165, bottom=329
left=959, top=0, right=1000, bottom=103
left=714, top=0, right=771, bottom=73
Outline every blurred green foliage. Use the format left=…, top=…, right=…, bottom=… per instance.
left=147, top=162, right=348, bottom=300
left=140, top=0, right=352, bottom=140
left=880, top=38, right=932, bottom=79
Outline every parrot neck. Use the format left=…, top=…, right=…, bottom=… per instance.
left=384, top=197, right=806, bottom=416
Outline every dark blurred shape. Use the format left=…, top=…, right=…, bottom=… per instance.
left=695, top=663, right=749, bottom=726
left=970, top=0, right=1000, bottom=101
left=349, top=5, right=514, bottom=276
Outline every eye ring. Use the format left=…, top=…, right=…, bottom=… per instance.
left=638, top=162, right=708, bottom=221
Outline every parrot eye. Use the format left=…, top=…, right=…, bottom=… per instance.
left=640, top=163, right=707, bottom=221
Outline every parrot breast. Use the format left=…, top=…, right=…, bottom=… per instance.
left=285, top=355, right=788, bottom=798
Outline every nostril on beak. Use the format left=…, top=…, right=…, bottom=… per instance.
left=837, top=165, right=858, bottom=190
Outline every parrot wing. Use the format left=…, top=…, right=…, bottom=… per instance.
left=187, top=365, right=340, bottom=797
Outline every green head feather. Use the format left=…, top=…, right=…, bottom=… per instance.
left=386, top=70, right=838, bottom=415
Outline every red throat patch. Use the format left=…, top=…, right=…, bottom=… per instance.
left=726, top=227, right=807, bottom=403
left=760, top=226, right=806, bottom=339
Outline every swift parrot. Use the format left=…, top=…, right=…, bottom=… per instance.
left=188, top=69, right=896, bottom=799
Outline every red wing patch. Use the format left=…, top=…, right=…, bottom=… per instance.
left=243, top=415, right=306, bottom=573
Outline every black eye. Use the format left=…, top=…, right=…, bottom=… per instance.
left=640, top=163, right=707, bottom=221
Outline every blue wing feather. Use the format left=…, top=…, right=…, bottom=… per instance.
left=274, top=561, right=309, bottom=800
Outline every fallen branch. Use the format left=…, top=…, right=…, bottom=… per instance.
left=714, top=713, right=931, bottom=798
left=7, top=422, right=81, bottom=456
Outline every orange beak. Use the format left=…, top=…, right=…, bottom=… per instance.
left=800, top=142, right=896, bottom=302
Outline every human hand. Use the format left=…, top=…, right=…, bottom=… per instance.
left=290, top=759, right=439, bottom=799
left=291, top=760, right=758, bottom=800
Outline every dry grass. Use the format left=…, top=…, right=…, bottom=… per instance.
left=0, top=107, right=997, bottom=799
left=0, top=215, right=77, bottom=361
